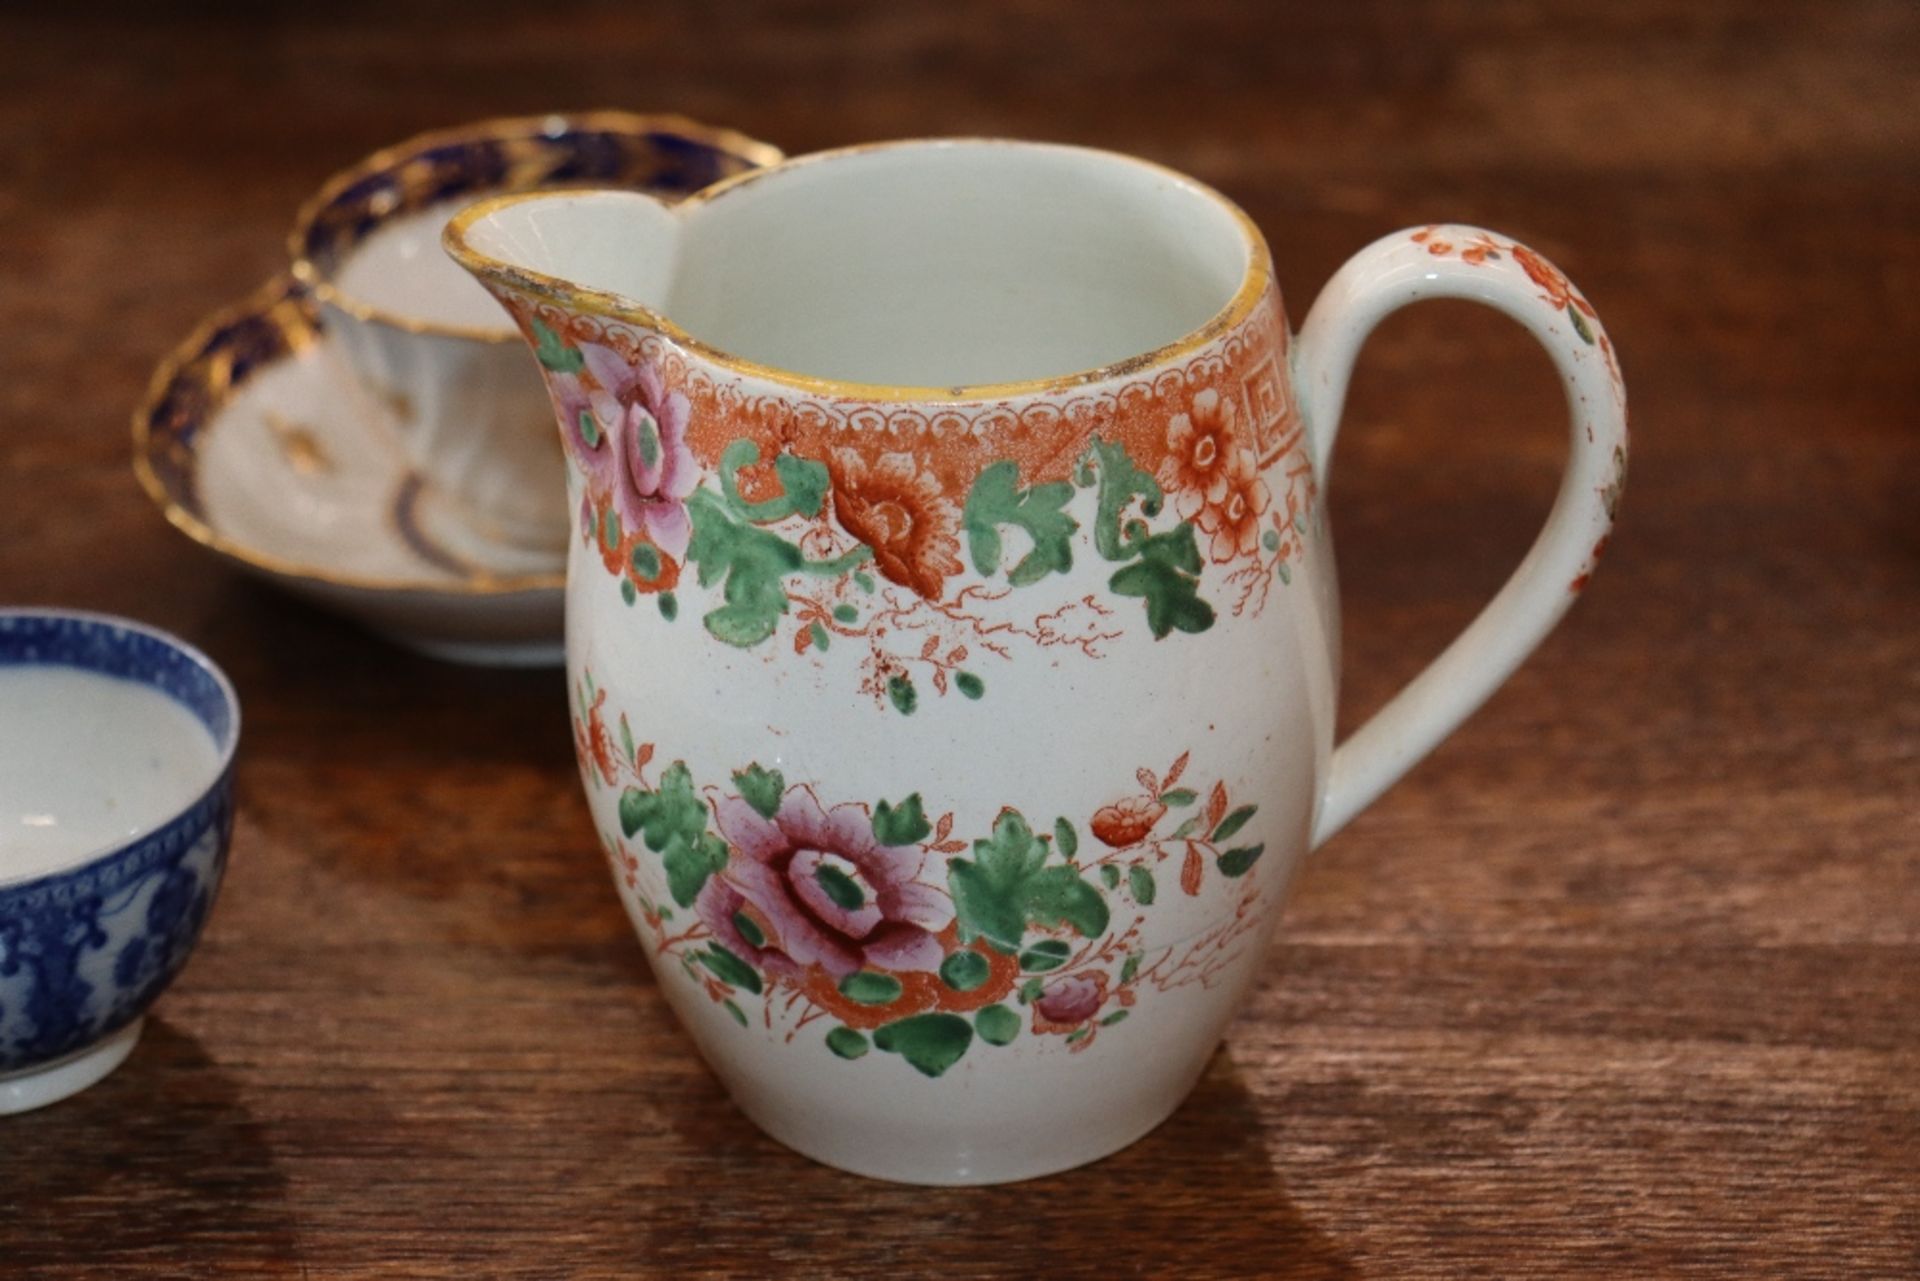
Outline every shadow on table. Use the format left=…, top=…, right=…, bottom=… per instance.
left=613, top=1046, right=1354, bottom=1279
left=0, top=1019, right=302, bottom=1275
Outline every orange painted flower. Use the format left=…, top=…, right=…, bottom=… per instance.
left=1512, top=243, right=1576, bottom=310
left=1090, top=794, right=1166, bottom=848
left=1195, top=447, right=1270, bottom=562
left=830, top=449, right=963, bottom=600
left=574, top=687, right=617, bottom=786
left=1157, top=389, right=1240, bottom=522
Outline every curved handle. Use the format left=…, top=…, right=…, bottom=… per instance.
left=1297, top=225, right=1628, bottom=847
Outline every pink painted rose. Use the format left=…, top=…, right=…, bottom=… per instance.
left=710, top=787, right=952, bottom=979
left=695, top=876, right=800, bottom=978
left=1033, top=972, right=1107, bottom=1028
left=547, top=342, right=699, bottom=559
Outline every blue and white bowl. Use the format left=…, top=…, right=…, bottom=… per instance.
left=0, top=609, right=238, bottom=1112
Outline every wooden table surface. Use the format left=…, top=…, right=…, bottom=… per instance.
left=3, top=2, right=1915, bottom=1276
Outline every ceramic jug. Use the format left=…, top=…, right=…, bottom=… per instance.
left=445, top=139, right=1627, bottom=1184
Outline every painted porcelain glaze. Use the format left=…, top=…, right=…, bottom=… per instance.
left=0, top=611, right=238, bottom=1113
left=330, top=201, right=517, bottom=332
left=291, top=112, right=781, bottom=553
left=0, top=666, right=219, bottom=884
left=447, top=139, right=1629, bottom=1184
left=132, top=277, right=568, bottom=667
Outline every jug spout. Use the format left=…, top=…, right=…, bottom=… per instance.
left=445, top=189, right=686, bottom=329
left=441, top=141, right=1304, bottom=631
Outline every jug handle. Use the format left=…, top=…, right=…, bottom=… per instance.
left=1293, top=225, right=1628, bottom=847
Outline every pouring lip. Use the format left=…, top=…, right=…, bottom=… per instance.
left=288, top=110, right=785, bottom=346
left=442, top=137, right=1277, bottom=403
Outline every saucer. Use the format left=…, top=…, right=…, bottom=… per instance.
left=133, top=277, right=567, bottom=666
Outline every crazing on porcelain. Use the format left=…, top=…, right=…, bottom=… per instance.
left=577, top=670, right=1271, bottom=1077
left=503, top=288, right=1318, bottom=710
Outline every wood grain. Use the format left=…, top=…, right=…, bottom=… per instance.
left=2, top=1, right=1916, bottom=1276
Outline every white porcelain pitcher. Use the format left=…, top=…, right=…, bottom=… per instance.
left=445, top=139, right=1627, bottom=1184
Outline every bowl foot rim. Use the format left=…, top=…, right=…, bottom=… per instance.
left=0, top=1018, right=143, bottom=1114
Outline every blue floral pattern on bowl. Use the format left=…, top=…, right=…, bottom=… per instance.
left=0, top=611, right=237, bottom=1085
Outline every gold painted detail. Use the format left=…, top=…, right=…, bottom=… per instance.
left=288, top=111, right=782, bottom=344
left=443, top=138, right=1278, bottom=405
left=129, top=275, right=565, bottom=596
left=262, top=411, right=333, bottom=476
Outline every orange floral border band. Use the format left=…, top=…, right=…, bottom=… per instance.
left=479, top=275, right=1321, bottom=709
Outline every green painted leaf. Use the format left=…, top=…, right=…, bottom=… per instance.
left=1261, top=528, right=1281, bottom=552
left=770, top=452, right=831, bottom=519
left=577, top=408, right=601, bottom=449
left=686, top=488, right=803, bottom=647
left=1099, top=864, right=1121, bottom=889
left=1053, top=817, right=1079, bottom=860
left=939, top=949, right=991, bottom=992
left=955, top=671, right=985, bottom=700
left=1211, top=805, right=1257, bottom=843
left=1159, top=788, right=1197, bottom=808
left=1100, top=1009, right=1129, bottom=1026
left=1276, top=560, right=1292, bottom=586
left=1023, top=866, right=1110, bottom=938
left=732, top=911, right=766, bottom=949
left=1170, top=815, right=1203, bottom=840
left=1128, top=864, right=1157, bottom=905
left=872, top=793, right=932, bottom=846
left=732, top=763, right=785, bottom=820
left=619, top=762, right=706, bottom=850
left=948, top=809, right=1110, bottom=951
left=630, top=543, right=662, bottom=579
left=887, top=673, right=917, bottom=715
left=658, top=591, right=678, bottom=620
left=1216, top=844, right=1265, bottom=877
left=809, top=621, right=829, bottom=651
left=873, top=1013, right=973, bottom=1078
left=832, top=602, right=858, bottom=623
left=532, top=318, right=584, bottom=373
left=621, top=763, right=729, bottom=906
left=1108, top=523, right=1215, bottom=638
left=963, top=460, right=1078, bottom=586
left=854, top=570, right=876, bottom=593
left=975, top=1004, right=1021, bottom=1046
left=723, top=999, right=748, bottom=1026
left=617, top=788, right=649, bottom=840
left=618, top=715, right=636, bottom=767
left=1120, top=952, right=1141, bottom=984
left=698, top=943, right=762, bottom=994
left=1019, top=938, right=1073, bottom=973
left=662, top=830, right=730, bottom=907
left=1086, top=435, right=1163, bottom=562
left=1018, top=977, right=1044, bottom=1004
left=838, top=971, right=903, bottom=1005
left=620, top=577, right=637, bottom=606
left=601, top=506, right=621, bottom=552
left=714, top=440, right=831, bottom=523
left=1568, top=303, right=1597, bottom=345
left=1066, top=1027, right=1090, bottom=1043
left=815, top=863, right=866, bottom=910
left=825, top=1026, right=869, bottom=1059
